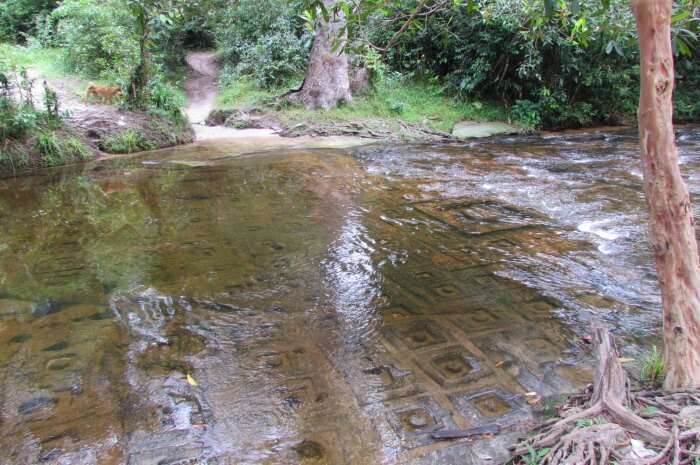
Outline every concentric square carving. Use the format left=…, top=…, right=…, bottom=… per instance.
left=449, top=387, right=528, bottom=427
left=416, top=345, right=491, bottom=389
left=384, top=319, right=451, bottom=352
left=357, top=363, right=424, bottom=405
left=415, top=199, right=543, bottom=235
left=450, top=308, right=517, bottom=335
left=386, top=396, right=456, bottom=449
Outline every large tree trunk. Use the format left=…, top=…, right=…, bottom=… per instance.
left=632, top=0, right=700, bottom=389
left=288, top=0, right=352, bottom=110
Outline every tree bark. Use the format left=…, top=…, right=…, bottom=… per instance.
left=632, top=0, right=700, bottom=389
left=288, top=0, right=352, bottom=110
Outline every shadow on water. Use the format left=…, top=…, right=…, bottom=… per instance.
left=0, top=126, right=698, bottom=464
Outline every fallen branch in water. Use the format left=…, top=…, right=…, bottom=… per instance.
left=507, top=325, right=700, bottom=465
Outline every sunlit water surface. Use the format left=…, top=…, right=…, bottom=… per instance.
left=1, top=126, right=699, bottom=465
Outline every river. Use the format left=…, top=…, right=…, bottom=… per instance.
left=0, top=126, right=698, bottom=464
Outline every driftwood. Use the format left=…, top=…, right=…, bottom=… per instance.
left=508, top=326, right=700, bottom=465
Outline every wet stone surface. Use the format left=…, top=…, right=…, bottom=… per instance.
left=0, top=126, right=698, bottom=464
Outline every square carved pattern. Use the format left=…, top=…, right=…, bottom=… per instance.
left=386, top=266, right=472, bottom=308
left=384, top=320, right=451, bottom=352
left=416, top=345, right=492, bottom=389
left=386, top=396, right=456, bottom=449
left=359, top=363, right=424, bottom=404
left=449, top=387, right=528, bottom=427
left=415, top=199, right=542, bottom=236
left=516, top=298, right=559, bottom=321
left=450, top=308, right=516, bottom=335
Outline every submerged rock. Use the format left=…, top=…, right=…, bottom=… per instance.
left=18, top=397, right=56, bottom=415
left=452, top=121, right=522, bottom=139
left=32, top=299, right=63, bottom=318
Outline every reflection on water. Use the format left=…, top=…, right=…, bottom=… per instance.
left=0, top=126, right=698, bottom=464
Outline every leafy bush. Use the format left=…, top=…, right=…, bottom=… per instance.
left=675, top=51, right=700, bottom=122
left=0, top=0, right=57, bottom=42
left=63, top=137, right=91, bottom=160
left=35, top=130, right=60, bottom=161
left=52, top=0, right=138, bottom=80
left=214, top=0, right=310, bottom=88
left=374, top=0, right=700, bottom=129
left=147, top=76, right=185, bottom=115
left=33, top=131, right=93, bottom=167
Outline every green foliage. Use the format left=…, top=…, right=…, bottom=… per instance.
left=320, top=0, right=698, bottom=128
left=218, top=74, right=506, bottom=133
left=34, top=132, right=92, bottom=166
left=641, top=406, right=659, bottom=415
left=52, top=0, right=194, bottom=110
left=640, top=346, right=665, bottom=388
left=0, top=102, right=39, bottom=140
left=145, top=73, right=186, bottom=115
left=214, top=0, right=311, bottom=88
left=52, top=0, right=139, bottom=80
left=102, top=129, right=155, bottom=154
left=374, top=0, right=641, bottom=129
left=34, top=130, right=60, bottom=161
left=63, top=137, right=91, bottom=160
left=0, top=0, right=58, bottom=42
left=0, top=59, right=43, bottom=140
left=521, top=445, right=550, bottom=465
left=42, top=80, right=60, bottom=119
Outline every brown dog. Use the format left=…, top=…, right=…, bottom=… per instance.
left=84, top=83, right=122, bottom=104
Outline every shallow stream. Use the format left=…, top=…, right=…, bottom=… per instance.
left=1, top=126, right=699, bottom=465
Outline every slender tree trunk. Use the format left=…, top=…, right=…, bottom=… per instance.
left=632, top=0, right=700, bottom=389
left=128, top=8, right=149, bottom=108
left=288, top=0, right=352, bottom=110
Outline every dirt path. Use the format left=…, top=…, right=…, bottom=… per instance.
left=184, top=51, right=309, bottom=142
left=184, top=51, right=220, bottom=125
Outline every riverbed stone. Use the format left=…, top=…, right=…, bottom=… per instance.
left=452, top=121, right=522, bottom=139
left=47, top=357, right=73, bottom=371
left=18, top=396, right=57, bottom=415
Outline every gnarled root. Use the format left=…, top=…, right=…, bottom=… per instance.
left=508, top=326, right=700, bottom=465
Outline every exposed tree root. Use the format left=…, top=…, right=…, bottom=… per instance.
left=508, top=326, right=700, bottom=465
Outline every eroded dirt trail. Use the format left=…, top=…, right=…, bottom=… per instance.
left=184, top=51, right=220, bottom=125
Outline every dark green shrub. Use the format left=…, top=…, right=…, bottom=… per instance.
left=35, top=130, right=60, bottom=162
left=0, top=0, right=58, bottom=42
left=214, top=0, right=310, bottom=88
left=52, top=0, right=138, bottom=80
left=377, top=0, right=643, bottom=129
left=147, top=76, right=185, bottom=115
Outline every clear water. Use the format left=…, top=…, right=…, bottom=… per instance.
left=1, top=126, right=698, bottom=465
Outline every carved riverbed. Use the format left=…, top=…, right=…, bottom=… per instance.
left=0, top=126, right=698, bottom=465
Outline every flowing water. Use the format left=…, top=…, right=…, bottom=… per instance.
left=1, top=126, right=699, bottom=465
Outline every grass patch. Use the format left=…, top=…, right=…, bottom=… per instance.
left=640, top=346, right=665, bottom=388
left=35, top=131, right=61, bottom=162
left=0, top=44, right=121, bottom=101
left=216, top=78, right=284, bottom=109
left=102, top=130, right=156, bottom=154
left=217, top=76, right=511, bottom=133
left=0, top=44, right=67, bottom=79
left=34, top=131, right=94, bottom=167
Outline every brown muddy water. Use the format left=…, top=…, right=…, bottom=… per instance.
left=1, top=126, right=699, bottom=465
